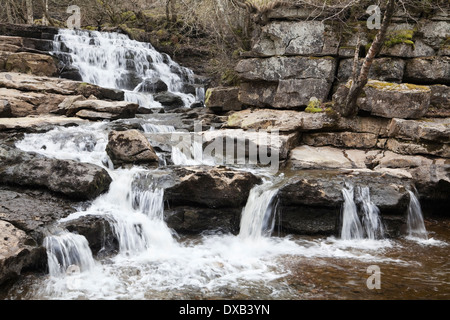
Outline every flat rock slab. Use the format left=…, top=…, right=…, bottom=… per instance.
left=226, top=109, right=335, bottom=132
left=387, top=118, right=450, bottom=144
left=0, top=144, right=112, bottom=200
left=0, top=186, right=77, bottom=236
left=0, top=116, right=88, bottom=132
left=163, top=166, right=262, bottom=208
left=0, top=72, right=124, bottom=100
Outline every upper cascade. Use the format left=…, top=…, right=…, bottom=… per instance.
left=52, top=28, right=200, bottom=109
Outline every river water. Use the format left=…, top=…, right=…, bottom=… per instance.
left=2, top=29, right=449, bottom=300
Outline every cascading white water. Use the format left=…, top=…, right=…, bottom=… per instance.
left=53, top=28, right=198, bottom=109
left=340, top=185, right=364, bottom=240
left=358, top=187, right=385, bottom=240
left=44, top=230, right=96, bottom=277
left=141, top=123, right=176, bottom=133
left=340, top=185, right=385, bottom=240
left=406, top=190, right=428, bottom=240
left=239, top=182, right=279, bottom=241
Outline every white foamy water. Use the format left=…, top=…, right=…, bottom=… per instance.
left=406, top=190, right=428, bottom=240
left=13, top=124, right=424, bottom=300
left=53, top=28, right=198, bottom=110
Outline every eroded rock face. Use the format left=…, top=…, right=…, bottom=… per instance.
left=0, top=87, right=66, bottom=117
left=236, top=56, right=336, bottom=108
left=58, top=99, right=139, bottom=121
left=5, top=52, right=58, bottom=77
left=334, top=80, right=431, bottom=119
left=0, top=144, right=112, bottom=200
left=61, top=215, right=119, bottom=257
left=236, top=56, right=336, bottom=82
left=0, top=220, right=47, bottom=287
left=278, top=169, right=412, bottom=212
left=226, top=109, right=335, bottom=132
left=251, top=21, right=339, bottom=57
left=404, top=57, right=450, bottom=85
left=164, top=166, right=262, bottom=208
left=106, top=130, right=159, bottom=168
left=205, top=87, right=242, bottom=112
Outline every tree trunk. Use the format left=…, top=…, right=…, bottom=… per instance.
left=6, top=0, right=14, bottom=23
left=26, top=0, right=34, bottom=25
left=41, top=0, right=49, bottom=26
left=341, top=0, right=396, bottom=117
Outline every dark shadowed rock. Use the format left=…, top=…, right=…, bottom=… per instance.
left=164, top=166, right=262, bottom=208
left=278, top=169, right=412, bottom=212
left=0, top=144, right=112, bottom=200
left=61, top=215, right=119, bottom=257
left=153, top=92, right=185, bottom=110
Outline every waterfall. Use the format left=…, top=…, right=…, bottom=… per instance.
left=44, top=230, right=96, bottom=277
left=239, top=182, right=279, bottom=241
left=340, top=185, right=364, bottom=240
left=340, top=185, right=384, bottom=240
left=406, top=191, right=428, bottom=240
left=358, top=186, right=385, bottom=240
left=52, top=28, right=198, bottom=109
left=141, top=123, right=176, bottom=133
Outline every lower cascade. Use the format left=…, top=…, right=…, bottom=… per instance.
left=406, top=191, right=428, bottom=240
left=44, top=230, right=96, bottom=277
left=340, top=185, right=385, bottom=240
left=1, top=11, right=448, bottom=300
left=239, top=182, right=279, bottom=241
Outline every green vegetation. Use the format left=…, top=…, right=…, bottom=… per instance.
left=384, top=29, right=415, bottom=48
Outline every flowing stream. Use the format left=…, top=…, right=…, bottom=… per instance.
left=3, top=29, right=449, bottom=300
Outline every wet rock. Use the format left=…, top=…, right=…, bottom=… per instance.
left=205, top=87, right=242, bottom=113
left=0, top=220, right=47, bottom=287
left=106, top=130, right=159, bottom=168
left=153, top=92, right=185, bottom=110
left=165, top=166, right=262, bottom=208
left=226, top=109, right=335, bottom=132
left=278, top=169, right=412, bottom=212
left=165, top=206, right=242, bottom=235
left=0, top=144, right=112, bottom=200
left=5, top=52, right=58, bottom=77
left=278, top=206, right=338, bottom=236
left=0, top=186, right=78, bottom=239
left=139, top=79, right=168, bottom=93
left=61, top=215, right=119, bottom=257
